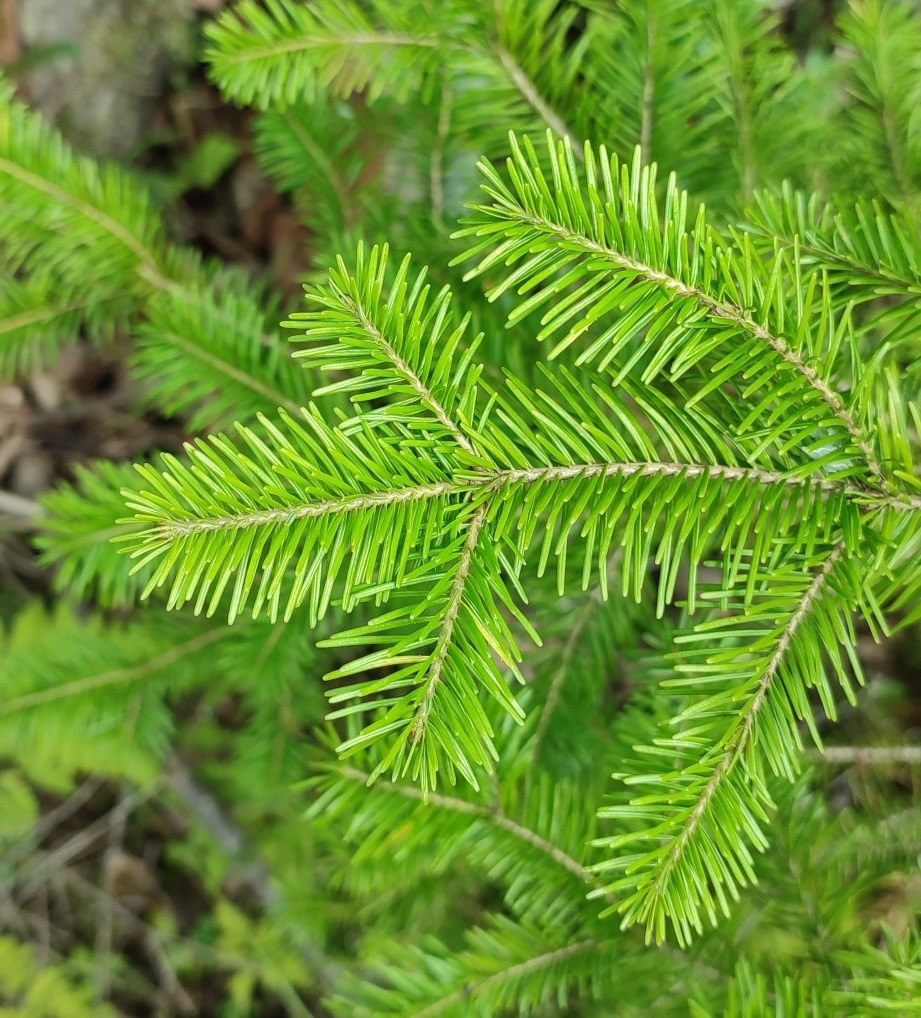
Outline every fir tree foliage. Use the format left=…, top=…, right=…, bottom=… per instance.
left=2, top=0, right=921, bottom=1014
left=121, top=127, right=921, bottom=950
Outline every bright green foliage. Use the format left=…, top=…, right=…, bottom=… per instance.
left=36, top=460, right=148, bottom=607
left=2, top=1, right=921, bottom=1015
left=0, top=602, right=221, bottom=788
left=0, top=937, right=116, bottom=1018
left=120, top=130, right=920, bottom=955
left=835, top=0, right=921, bottom=229
left=832, top=932, right=921, bottom=1016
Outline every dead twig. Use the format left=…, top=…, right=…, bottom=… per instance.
left=12, top=783, right=162, bottom=904
left=806, top=745, right=921, bottom=765
left=0, top=489, right=43, bottom=522
left=95, top=786, right=132, bottom=1004
left=0, top=0, right=19, bottom=67
left=1, top=778, right=103, bottom=870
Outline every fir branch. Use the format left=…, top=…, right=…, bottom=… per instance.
left=508, top=210, right=882, bottom=482
left=495, top=46, right=580, bottom=155
left=595, top=542, right=868, bottom=944
left=711, top=2, right=756, bottom=196
left=9, top=5, right=921, bottom=1005
left=338, top=767, right=594, bottom=886
left=145, top=324, right=302, bottom=419
left=461, top=135, right=891, bottom=485
left=0, top=154, right=161, bottom=274
left=840, top=0, right=921, bottom=225
left=652, top=543, right=846, bottom=901
left=409, top=501, right=489, bottom=745
left=532, top=581, right=606, bottom=751
left=0, top=293, right=96, bottom=378
left=37, top=461, right=150, bottom=607
left=218, top=31, right=440, bottom=66
left=741, top=185, right=921, bottom=331
left=0, top=85, right=311, bottom=435
left=408, top=938, right=598, bottom=1018
left=150, top=480, right=464, bottom=538
left=208, top=0, right=600, bottom=160
left=144, top=450, right=921, bottom=544
left=204, top=0, right=447, bottom=108
left=288, top=113, right=351, bottom=210
left=581, top=0, right=728, bottom=206
left=346, top=295, right=477, bottom=455
left=490, top=805, right=595, bottom=888
left=288, top=245, right=484, bottom=453
left=0, top=628, right=226, bottom=716
left=128, top=448, right=875, bottom=615
left=490, top=460, right=846, bottom=492
left=0, top=300, right=85, bottom=333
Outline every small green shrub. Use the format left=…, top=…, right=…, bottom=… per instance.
left=1, top=2, right=920, bottom=1014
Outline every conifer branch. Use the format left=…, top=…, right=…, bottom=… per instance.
left=533, top=583, right=606, bottom=752
left=278, top=110, right=353, bottom=217
left=409, top=502, right=489, bottom=744
left=408, top=938, right=598, bottom=1018
left=0, top=281, right=119, bottom=378
left=142, top=456, right=869, bottom=543
left=490, top=805, right=595, bottom=887
left=339, top=767, right=593, bottom=885
left=144, top=271, right=283, bottom=351
left=346, top=295, right=477, bottom=454
left=0, top=86, right=307, bottom=432
left=742, top=187, right=921, bottom=298
left=8, top=3, right=921, bottom=1006
left=839, top=1, right=921, bottom=229
left=150, top=326, right=303, bottom=418
left=0, top=628, right=226, bottom=715
left=0, top=156, right=161, bottom=274
left=516, top=212, right=884, bottom=483
left=491, top=461, right=845, bottom=491
left=768, top=233, right=917, bottom=293
left=0, top=300, right=88, bottom=336
left=476, top=938, right=597, bottom=990
left=495, top=46, right=580, bottom=155
left=651, top=542, right=845, bottom=902
left=217, top=31, right=441, bottom=66
left=152, top=481, right=464, bottom=538
left=859, top=9, right=919, bottom=223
